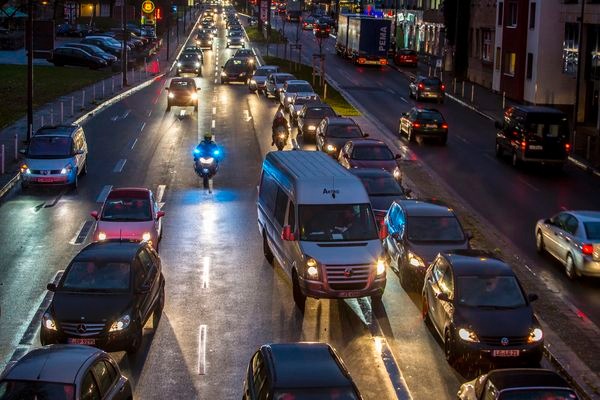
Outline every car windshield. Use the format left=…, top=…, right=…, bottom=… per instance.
left=359, top=175, right=403, bottom=196
left=274, top=387, right=359, bottom=400
left=276, top=75, right=294, bottom=84
left=584, top=222, right=600, bottom=240
left=254, top=68, right=275, bottom=77
left=298, top=204, right=378, bottom=242
left=27, top=136, right=72, bottom=158
left=423, top=78, right=441, bottom=86
left=305, top=107, right=335, bottom=119
left=417, top=111, right=444, bottom=122
left=352, top=145, right=394, bottom=160
left=225, top=60, right=247, bottom=72
left=61, top=261, right=131, bottom=292
left=287, top=83, right=313, bottom=93
left=457, top=276, right=526, bottom=308
left=170, top=80, right=195, bottom=91
left=101, top=197, right=152, bottom=221
left=406, top=216, right=465, bottom=242
left=180, top=53, right=197, bottom=61
left=498, top=389, right=578, bottom=400
left=326, top=124, right=363, bottom=138
left=0, top=381, right=75, bottom=400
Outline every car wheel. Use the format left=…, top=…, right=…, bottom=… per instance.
left=292, top=270, right=306, bottom=313
left=263, top=231, right=274, bottom=265
left=153, top=284, right=165, bottom=329
left=444, top=330, right=458, bottom=366
left=511, top=151, right=521, bottom=168
left=495, top=142, right=504, bottom=158
left=535, top=230, right=545, bottom=254
left=422, top=294, right=431, bottom=325
left=126, top=322, right=143, bottom=354
left=166, top=103, right=171, bottom=112
left=565, top=254, right=578, bottom=280
left=81, top=161, right=88, bottom=176
left=71, top=171, right=78, bottom=190
left=407, top=128, right=415, bottom=142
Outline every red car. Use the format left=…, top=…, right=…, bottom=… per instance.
left=394, top=48, right=418, bottom=67
left=91, top=187, right=164, bottom=250
left=338, top=139, right=403, bottom=183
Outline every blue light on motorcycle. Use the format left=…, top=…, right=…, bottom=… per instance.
left=213, top=149, right=220, bottom=156
left=193, top=148, right=200, bottom=154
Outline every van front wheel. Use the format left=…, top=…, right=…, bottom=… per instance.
left=292, top=271, right=306, bottom=313
left=263, top=231, right=274, bottom=265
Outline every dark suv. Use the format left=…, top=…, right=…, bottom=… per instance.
left=40, top=240, right=165, bottom=354
left=494, top=105, right=570, bottom=169
left=409, top=76, right=445, bottom=103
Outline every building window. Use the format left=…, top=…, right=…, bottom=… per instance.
left=495, top=47, right=501, bottom=70
left=507, top=1, right=518, bottom=27
left=529, top=2, right=536, bottom=29
left=590, top=25, right=600, bottom=81
left=504, top=52, right=516, bottom=76
left=498, top=2, right=503, bottom=26
left=482, top=30, right=492, bottom=62
left=526, top=53, right=533, bottom=79
left=562, top=22, right=579, bottom=75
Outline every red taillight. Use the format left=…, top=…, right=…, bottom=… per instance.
left=379, top=222, right=388, bottom=240
left=358, top=58, right=366, bottom=64
left=413, top=122, right=421, bottom=128
left=380, top=59, right=387, bottom=65
left=565, top=143, right=571, bottom=152
left=441, top=84, right=446, bottom=91
left=521, top=140, right=527, bottom=150
left=582, top=244, right=594, bottom=256
left=418, top=83, right=424, bottom=90
left=441, top=123, right=448, bottom=129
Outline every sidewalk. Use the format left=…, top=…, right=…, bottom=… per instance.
left=0, top=12, right=201, bottom=196
left=390, top=58, right=600, bottom=173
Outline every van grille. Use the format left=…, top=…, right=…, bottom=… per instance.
left=30, top=169, right=62, bottom=175
left=325, top=264, right=371, bottom=291
left=61, top=322, right=106, bottom=337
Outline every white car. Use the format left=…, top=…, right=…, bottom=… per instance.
left=279, top=80, right=316, bottom=109
left=264, top=72, right=295, bottom=99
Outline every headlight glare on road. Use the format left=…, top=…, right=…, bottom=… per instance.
left=528, top=328, right=543, bottom=343
left=376, top=258, right=386, bottom=275
left=168, top=92, right=175, bottom=98
left=458, top=328, right=479, bottom=343
left=408, top=251, right=425, bottom=268
left=98, top=232, right=107, bottom=241
left=325, top=144, right=336, bottom=152
left=142, top=232, right=151, bottom=242
left=109, top=314, right=131, bottom=332
left=43, top=312, right=57, bottom=331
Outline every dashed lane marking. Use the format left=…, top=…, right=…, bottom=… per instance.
left=211, top=119, right=216, bottom=129
left=202, top=256, right=210, bottom=288
left=96, top=185, right=112, bottom=203
left=113, top=159, right=127, bottom=173
left=212, top=107, right=216, bottom=114
left=517, top=176, right=540, bottom=192
left=198, top=324, right=208, bottom=375
left=70, top=220, right=94, bottom=245
left=140, top=122, right=146, bottom=132
left=129, top=138, right=138, bottom=150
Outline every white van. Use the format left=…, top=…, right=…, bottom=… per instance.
left=257, top=151, right=386, bottom=310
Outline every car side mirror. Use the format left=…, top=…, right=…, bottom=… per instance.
left=436, top=292, right=450, bottom=302
left=494, top=121, right=503, bottom=130
left=363, top=133, right=369, bottom=138
left=19, top=148, right=27, bottom=155
left=402, top=112, right=409, bottom=117
left=395, top=154, right=401, bottom=159
left=528, top=293, right=539, bottom=302
left=404, top=188, right=413, bottom=198
left=281, top=225, right=295, bottom=241
left=544, top=218, right=552, bottom=225
left=47, top=283, right=57, bottom=292
left=156, top=210, right=165, bottom=219
left=343, top=153, right=349, bottom=159
left=465, top=231, right=473, bottom=240
left=90, top=210, right=99, bottom=220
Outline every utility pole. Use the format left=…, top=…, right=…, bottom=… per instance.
left=121, top=0, right=128, bottom=87
left=572, top=0, right=586, bottom=142
left=26, top=0, right=33, bottom=140
left=166, top=5, right=170, bottom=60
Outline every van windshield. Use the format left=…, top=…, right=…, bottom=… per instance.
left=298, top=204, right=378, bottom=242
left=27, top=136, right=72, bottom=158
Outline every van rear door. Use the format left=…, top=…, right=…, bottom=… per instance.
left=525, top=114, right=569, bottom=160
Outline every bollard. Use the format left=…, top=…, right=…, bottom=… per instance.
left=50, top=108, right=54, bottom=125
left=1, top=145, right=4, bottom=175
left=71, top=97, right=74, bottom=117
left=461, top=81, right=465, bottom=98
left=14, top=134, right=18, bottom=161
left=471, top=84, right=475, bottom=103
left=60, top=102, right=64, bottom=123
left=82, top=90, right=85, bottom=109
left=324, top=83, right=327, bottom=100
left=453, top=78, right=457, bottom=94
left=428, top=66, right=432, bottom=76
left=502, top=91, right=506, bottom=109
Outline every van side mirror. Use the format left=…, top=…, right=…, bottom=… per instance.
left=90, top=211, right=99, bottom=220
left=494, top=121, right=503, bottom=130
left=528, top=293, right=539, bottom=302
left=47, top=283, right=57, bottom=292
left=281, top=225, right=295, bottom=241
left=465, top=231, right=473, bottom=240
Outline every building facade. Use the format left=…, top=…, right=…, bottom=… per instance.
left=467, top=0, right=496, bottom=88
left=394, top=0, right=444, bottom=57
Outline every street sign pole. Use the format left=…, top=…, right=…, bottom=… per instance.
left=26, top=0, right=33, bottom=141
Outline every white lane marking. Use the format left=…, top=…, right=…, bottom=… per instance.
left=148, top=110, right=152, bottom=117
left=122, top=110, right=131, bottom=119
left=202, top=256, right=210, bottom=288
left=96, top=185, right=112, bottom=203
left=400, top=97, right=408, bottom=103
left=198, top=325, right=208, bottom=375
left=214, top=78, right=218, bottom=84
left=69, top=220, right=95, bottom=245
left=455, top=135, right=470, bottom=144
left=140, top=122, right=146, bottom=132
left=211, top=119, right=216, bottom=129
left=483, top=153, right=496, bottom=162
left=156, top=184, right=166, bottom=203
left=113, top=159, right=127, bottom=173
left=130, top=138, right=138, bottom=150
left=517, top=176, right=540, bottom=192
left=212, top=107, right=216, bottom=114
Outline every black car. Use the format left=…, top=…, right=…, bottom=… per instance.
left=422, top=250, right=544, bottom=367
left=399, top=107, right=448, bottom=144
left=457, top=368, right=579, bottom=400
left=196, top=33, right=213, bottom=50
left=297, top=102, right=336, bottom=139
left=48, top=47, right=107, bottom=69
left=176, top=52, right=202, bottom=76
left=62, top=43, right=118, bottom=64
left=409, top=76, right=445, bottom=103
left=183, top=46, right=204, bottom=64
left=81, top=36, right=127, bottom=58
left=315, top=117, right=367, bottom=158
left=234, top=48, right=257, bottom=68
left=221, top=57, right=253, bottom=83
left=0, top=345, right=132, bottom=399
left=40, top=240, right=165, bottom=354
left=494, top=105, right=570, bottom=169
left=56, top=23, right=91, bottom=37
left=166, top=77, right=199, bottom=112
left=243, top=343, right=363, bottom=400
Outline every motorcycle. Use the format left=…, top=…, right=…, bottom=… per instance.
left=193, top=148, right=220, bottom=188
left=274, top=125, right=289, bottom=151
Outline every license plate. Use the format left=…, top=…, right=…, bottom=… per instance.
left=492, top=349, right=520, bottom=357
left=529, top=145, right=543, bottom=150
left=425, top=124, right=437, bottom=128
left=37, top=177, right=62, bottom=183
left=68, top=338, right=96, bottom=345
left=339, top=291, right=362, bottom=298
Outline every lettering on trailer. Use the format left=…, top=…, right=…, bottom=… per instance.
left=378, top=26, right=388, bottom=52
left=323, top=188, right=340, bottom=199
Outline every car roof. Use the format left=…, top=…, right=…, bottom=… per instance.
left=486, top=369, right=572, bottom=391
left=568, top=210, right=600, bottom=222
left=107, top=187, right=151, bottom=199
left=2, top=345, right=102, bottom=384
left=286, top=79, right=310, bottom=85
left=34, top=124, right=80, bottom=137
left=512, top=105, right=565, bottom=115
left=74, top=240, right=145, bottom=263
left=326, top=117, right=358, bottom=126
left=348, top=139, right=388, bottom=147
left=350, top=168, right=395, bottom=179
left=441, top=250, right=514, bottom=276
left=398, top=199, right=455, bottom=217
left=262, top=343, right=352, bottom=389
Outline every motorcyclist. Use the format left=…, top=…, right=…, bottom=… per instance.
left=194, top=133, right=221, bottom=160
left=271, top=108, right=288, bottom=146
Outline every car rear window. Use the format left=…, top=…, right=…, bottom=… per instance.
left=287, top=83, right=313, bottom=93
left=170, top=80, right=195, bottom=90
left=274, top=387, right=360, bottom=400
left=0, top=381, right=75, bottom=400
left=359, top=175, right=403, bottom=196
left=326, top=124, right=363, bottom=138
left=526, top=117, right=568, bottom=138
left=254, top=68, right=276, bottom=77
left=305, top=107, right=335, bottom=119
left=584, top=222, right=600, bottom=240
left=406, top=216, right=465, bottom=242
left=399, top=49, right=416, bottom=56
left=352, top=145, right=394, bottom=160
left=62, top=261, right=131, bottom=292
left=498, top=389, right=578, bottom=400
left=417, top=111, right=444, bottom=122
left=423, top=79, right=441, bottom=86
left=276, top=75, right=295, bottom=83
left=180, top=53, right=197, bottom=61
left=101, top=197, right=152, bottom=221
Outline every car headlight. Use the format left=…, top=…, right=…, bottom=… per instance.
left=307, top=125, right=316, bottom=131
left=221, top=71, right=227, bottom=77
left=250, top=79, right=256, bottom=85
left=43, top=312, right=57, bottom=331
left=458, top=328, right=479, bottom=343
left=142, top=232, right=151, bottom=242
left=191, top=92, right=198, bottom=100
left=109, top=314, right=131, bottom=332
left=376, top=258, right=386, bottom=275
left=195, top=62, right=201, bottom=68
left=306, top=257, right=319, bottom=279
left=20, top=164, right=30, bottom=174
left=325, top=144, right=336, bottom=152
left=528, top=328, right=543, bottom=343
left=199, top=157, right=214, bottom=164
left=393, top=167, right=401, bottom=179
left=239, top=72, right=246, bottom=77
left=168, top=92, right=175, bottom=98
left=407, top=251, right=425, bottom=268
left=98, top=232, right=107, bottom=241
left=60, top=164, right=72, bottom=175
left=177, top=62, right=182, bottom=67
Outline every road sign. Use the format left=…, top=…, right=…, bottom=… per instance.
left=436, top=59, right=442, bottom=68
left=141, top=0, right=155, bottom=14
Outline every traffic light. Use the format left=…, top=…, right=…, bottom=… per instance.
left=171, top=4, right=177, bottom=13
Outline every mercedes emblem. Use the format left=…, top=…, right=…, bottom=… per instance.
left=77, top=324, right=87, bottom=334
left=500, top=337, right=509, bottom=346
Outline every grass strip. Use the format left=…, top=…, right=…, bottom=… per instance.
left=263, top=55, right=360, bottom=116
left=245, top=26, right=287, bottom=44
left=0, top=64, right=114, bottom=129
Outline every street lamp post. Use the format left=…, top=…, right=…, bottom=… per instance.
left=121, top=0, right=128, bottom=87
left=572, top=0, right=585, bottom=142
left=26, top=0, right=33, bottom=141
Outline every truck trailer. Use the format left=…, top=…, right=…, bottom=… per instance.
left=335, top=14, right=391, bottom=66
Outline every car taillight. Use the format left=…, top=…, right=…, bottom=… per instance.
left=413, top=122, right=421, bottom=128
left=582, top=244, right=594, bottom=256
left=521, top=140, right=527, bottom=150
left=441, top=123, right=448, bottom=129
left=565, top=143, right=571, bottom=152
left=441, top=84, right=445, bottom=91
left=418, top=83, right=424, bottom=90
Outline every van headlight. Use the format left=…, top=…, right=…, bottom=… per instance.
left=305, top=257, right=320, bottom=280
left=407, top=251, right=425, bottom=268
left=307, top=125, right=316, bottom=131
left=168, top=92, right=175, bottom=98
left=195, top=62, right=201, bottom=68
left=376, top=258, right=386, bottom=275
left=458, top=328, right=479, bottom=343
left=528, top=328, right=543, bottom=343
left=109, top=314, right=131, bottom=332
left=177, top=62, right=182, bottom=67
left=43, top=312, right=57, bottom=331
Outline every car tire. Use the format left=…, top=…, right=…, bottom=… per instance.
left=292, top=270, right=306, bottom=313
left=398, top=121, right=403, bottom=136
left=565, top=254, right=578, bottom=280
left=126, top=322, right=143, bottom=354
left=263, top=231, right=274, bottom=265
left=166, top=104, right=171, bottom=112
left=535, top=230, right=545, bottom=254
left=71, top=171, right=78, bottom=190
left=422, top=295, right=431, bottom=325
left=153, top=284, right=165, bottom=329
left=495, top=142, right=504, bottom=158
left=407, top=128, right=415, bottom=142
left=444, top=330, right=458, bottom=366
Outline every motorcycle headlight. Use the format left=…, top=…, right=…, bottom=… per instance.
left=109, top=314, right=131, bottom=332
left=407, top=251, right=426, bottom=268
left=142, top=232, right=151, bottom=242
left=528, top=328, right=543, bottom=343
left=307, top=125, right=316, bottom=131
left=177, top=62, right=182, bottom=67
left=191, top=92, right=198, bottom=100
left=98, top=232, right=107, bottom=241
left=278, top=132, right=286, bottom=138
left=199, top=157, right=214, bottom=163
left=376, top=258, right=386, bottom=275
left=221, top=71, right=227, bottom=77
left=168, top=92, right=175, bottom=98
left=43, top=312, right=57, bottom=331
left=305, top=257, right=319, bottom=279
left=458, top=328, right=479, bottom=343
left=325, top=144, right=336, bottom=152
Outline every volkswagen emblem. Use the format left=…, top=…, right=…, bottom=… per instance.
left=500, top=337, right=509, bottom=346
left=42, top=170, right=49, bottom=175
left=77, top=324, right=87, bottom=334
left=343, top=268, right=353, bottom=278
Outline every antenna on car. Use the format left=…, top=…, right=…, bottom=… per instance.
left=331, top=177, right=336, bottom=199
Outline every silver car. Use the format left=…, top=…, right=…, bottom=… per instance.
left=287, top=93, right=321, bottom=123
left=264, top=72, right=295, bottom=99
left=248, top=65, right=279, bottom=92
left=278, top=80, right=316, bottom=109
left=0, top=344, right=132, bottom=399
left=535, top=210, right=600, bottom=279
